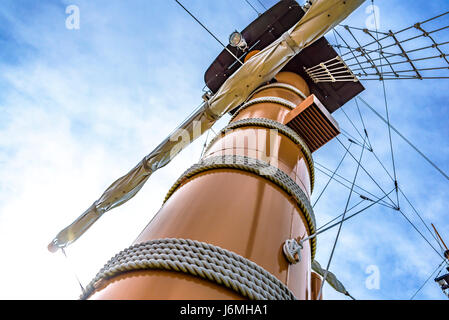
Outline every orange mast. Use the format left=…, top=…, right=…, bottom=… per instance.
left=87, top=71, right=326, bottom=300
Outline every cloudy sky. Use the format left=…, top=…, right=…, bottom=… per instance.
left=0, top=0, right=448, bottom=300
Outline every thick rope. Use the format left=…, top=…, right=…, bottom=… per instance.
left=246, top=82, right=308, bottom=101
left=230, top=96, right=297, bottom=122
left=81, top=238, right=296, bottom=300
left=164, top=155, right=317, bottom=258
left=203, top=118, right=315, bottom=192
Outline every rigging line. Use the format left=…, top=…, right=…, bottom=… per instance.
left=372, top=0, right=400, bottom=208
left=349, top=54, right=449, bottom=71
left=367, top=140, right=443, bottom=250
left=317, top=137, right=368, bottom=300
left=335, top=34, right=449, bottom=64
left=344, top=22, right=449, bottom=67
left=358, top=76, right=449, bottom=80
left=255, top=0, right=267, bottom=10
left=332, top=28, right=374, bottom=152
left=313, top=143, right=351, bottom=208
left=389, top=30, right=422, bottom=79
left=338, top=34, right=391, bottom=59
left=400, top=188, right=446, bottom=252
left=303, top=190, right=393, bottom=243
left=369, top=148, right=394, bottom=182
left=357, top=96, right=449, bottom=181
left=398, top=209, right=446, bottom=261
left=163, top=101, right=207, bottom=142
left=314, top=163, right=395, bottom=209
left=368, top=24, right=449, bottom=54
left=332, top=29, right=343, bottom=55
left=396, top=10, right=449, bottom=35
left=340, top=128, right=363, bottom=145
left=333, top=28, right=369, bottom=75
left=355, top=98, right=374, bottom=151
left=317, top=199, right=365, bottom=232
left=302, top=190, right=394, bottom=246
left=358, top=66, right=449, bottom=76
left=332, top=29, right=373, bottom=151
left=340, top=24, right=389, bottom=36
left=244, top=0, right=261, bottom=16
left=344, top=25, right=381, bottom=77
left=350, top=115, right=444, bottom=251
left=61, top=248, right=85, bottom=294
left=340, top=130, right=370, bottom=151
left=199, top=128, right=211, bottom=159
left=335, top=44, right=403, bottom=61
left=340, top=107, right=367, bottom=145
left=336, top=136, right=398, bottom=207
left=414, top=24, right=449, bottom=66
left=363, top=28, right=399, bottom=77
left=342, top=41, right=449, bottom=65
left=174, top=0, right=244, bottom=66
left=339, top=11, right=449, bottom=58
left=349, top=53, right=449, bottom=69
left=410, top=259, right=447, bottom=300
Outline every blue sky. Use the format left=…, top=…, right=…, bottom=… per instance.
left=0, top=0, right=448, bottom=300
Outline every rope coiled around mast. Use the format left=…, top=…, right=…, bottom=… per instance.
left=81, top=238, right=297, bottom=300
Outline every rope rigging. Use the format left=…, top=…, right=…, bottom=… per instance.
left=317, top=81, right=448, bottom=297
left=174, top=0, right=244, bottom=66
left=336, top=137, right=398, bottom=208
left=410, top=260, right=447, bottom=300
left=244, top=0, right=262, bottom=16
left=317, top=136, right=368, bottom=299
left=316, top=199, right=365, bottom=232
left=357, top=96, right=449, bottom=181
left=338, top=98, right=445, bottom=252
left=354, top=98, right=374, bottom=151
left=314, top=162, right=396, bottom=210
left=333, top=105, right=447, bottom=262
left=341, top=107, right=369, bottom=148
left=306, top=190, right=394, bottom=244
left=332, top=10, right=449, bottom=80
left=371, top=0, right=400, bottom=208
left=339, top=129, right=370, bottom=151
left=328, top=8, right=449, bottom=81
left=316, top=141, right=445, bottom=261
left=255, top=0, right=267, bottom=11
left=313, top=143, right=351, bottom=208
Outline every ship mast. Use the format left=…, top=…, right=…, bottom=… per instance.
left=45, top=0, right=449, bottom=300
left=49, top=0, right=369, bottom=300
left=77, top=0, right=366, bottom=299
left=86, top=70, right=325, bottom=299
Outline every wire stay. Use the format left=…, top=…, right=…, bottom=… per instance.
left=410, top=260, right=447, bottom=300
left=317, top=137, right=367, bottom=300
left=313, top=143, right=351, bottom=208
left=174, top=0, right=244, bottom=66
left=371, top=0, right=400, bottom=208
left=357, top=96, right=449, bottom=181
